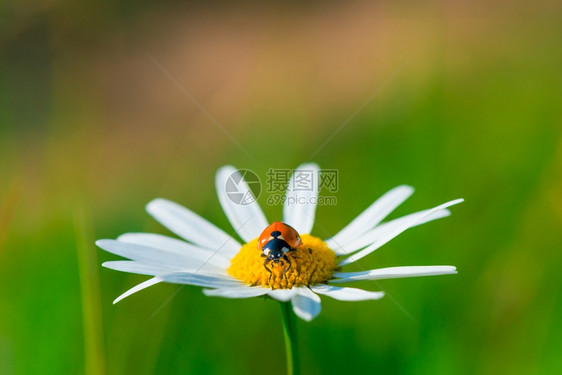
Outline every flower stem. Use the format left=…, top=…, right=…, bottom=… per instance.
left=280, top=302, right=300, bottom=375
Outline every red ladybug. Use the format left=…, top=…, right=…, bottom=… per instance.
left=258, top=222, right=302, bottom=281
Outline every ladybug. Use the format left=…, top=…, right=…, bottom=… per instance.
left=258, top=222, right=302, bottom=281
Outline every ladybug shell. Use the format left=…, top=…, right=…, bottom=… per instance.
left=257, top=222, right=302, bottom=251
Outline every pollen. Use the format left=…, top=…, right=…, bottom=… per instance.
left=228, top=234, right=338, bottom=289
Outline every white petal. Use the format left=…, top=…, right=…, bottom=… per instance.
left=97, top=239, right=194, bottom=267
left=96, top=239, right=223, bottom=273
left=117, top=233, right=230, bottom=268
left=334, top=208, right=451, bottom=256
left=326, top=185, right=414, bottom=249
left=338, top=199, right=463, bottom=266
left=283, top=163, right=319, bottom=234
left=202, top=286, right=269, bottom=299
left=330, top=265, right=458, bottom=283
left=161, top=271, right=244, bottom=288
left=113, top=277, right=162, bottom=304
left=146, top=198, right=241, bottom=256
left=267, top=289, right=296, bottom=302
left=291, top=287, right=322, bottom=321
left=103, top=261, right=178, bottom=276
left=216, top=166, right=268, bottom=243
left=311, top=285, right=385, bottom=301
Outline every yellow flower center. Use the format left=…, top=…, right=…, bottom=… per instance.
left=228, top=234, right=338, bottom=289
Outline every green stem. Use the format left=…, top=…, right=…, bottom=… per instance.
left=280, top=302, right=300, bottom=375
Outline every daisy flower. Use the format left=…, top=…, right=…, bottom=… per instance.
left=96, top=163, right=462, bottom=322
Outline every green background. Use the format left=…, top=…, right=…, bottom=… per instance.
left=1, top=1, right=561, bottom=374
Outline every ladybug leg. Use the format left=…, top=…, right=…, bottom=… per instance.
left=261, top=253, right=266, bottom=258
left=283, top=254, right=292, bottom=279
left=289, top=248, right=299, bottom=260
left=263, top=258, right=273, bottom=282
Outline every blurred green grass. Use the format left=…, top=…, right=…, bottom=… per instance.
left=1, top=1, right=561, bottom=374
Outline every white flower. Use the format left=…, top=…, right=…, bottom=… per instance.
left=97, top=163, right=462, bottom=321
